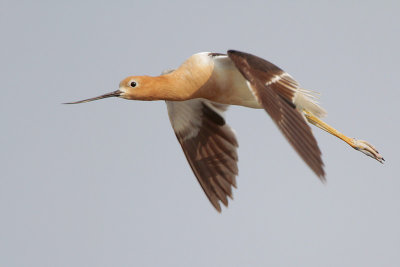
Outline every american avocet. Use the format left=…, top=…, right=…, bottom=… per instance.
left=66, top=50, right=384, bottom=211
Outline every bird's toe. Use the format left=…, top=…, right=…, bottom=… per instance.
left=352, top=139, right=384, bottom=163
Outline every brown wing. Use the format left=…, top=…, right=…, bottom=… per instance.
left=166, top=99, right=239, bottom=212
left=227, top=50, right=325, bottom=179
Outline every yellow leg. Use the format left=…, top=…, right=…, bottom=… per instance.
left=303, top=111, right=384, bottom=163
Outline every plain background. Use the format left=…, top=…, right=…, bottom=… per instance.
left=1, top=1, right=399, bottom=266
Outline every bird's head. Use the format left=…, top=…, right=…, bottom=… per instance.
left=64, top=75, right=166, bottom=104
left=118, top=75, right=162, bottom=101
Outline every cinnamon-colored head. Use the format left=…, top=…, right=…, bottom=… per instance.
left=64, top=74, right=174, bottom=104
left=118, top=75, right=165, bottom=101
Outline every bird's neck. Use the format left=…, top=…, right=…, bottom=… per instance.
left=150, top=55, right=214, bottom=101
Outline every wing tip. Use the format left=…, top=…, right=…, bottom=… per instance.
left=212, top=202, right=222, bottom=213
left=318, top=174, right=327, bottom=183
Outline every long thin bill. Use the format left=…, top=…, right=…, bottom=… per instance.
left=64, top=90, right=121, bottom=104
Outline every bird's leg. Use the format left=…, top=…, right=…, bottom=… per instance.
left=303, top=111, right=384, bottom=163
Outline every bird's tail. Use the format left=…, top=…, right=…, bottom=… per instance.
left=295, top=88, right=327, bottom=118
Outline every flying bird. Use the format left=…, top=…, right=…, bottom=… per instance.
left=66, top=50, right=384, bottom=212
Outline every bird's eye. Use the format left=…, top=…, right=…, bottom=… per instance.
left=130, top=81, right=137, bottom=87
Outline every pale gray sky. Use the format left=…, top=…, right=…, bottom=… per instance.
left=1, top=1, right=400, bottom=266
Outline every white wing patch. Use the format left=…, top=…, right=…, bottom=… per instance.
left=166, top=99, right=203, bottom=140
left=262, top=70, right=327, bottom=118
left=265, top=74, right=284, bottom=86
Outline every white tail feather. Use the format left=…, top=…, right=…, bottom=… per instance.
left=294, top=88, right=327, bottom=118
